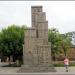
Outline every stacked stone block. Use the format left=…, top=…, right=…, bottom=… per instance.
left=18, top=6, right=56, bottom=72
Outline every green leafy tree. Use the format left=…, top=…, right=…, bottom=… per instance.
left=0, top=25, right=26, bottom=62
left=48, top=28, right=71, bottom=61
left=48, top=28, right=62, bottom=61
left=60, top=34, right=72, bottom=57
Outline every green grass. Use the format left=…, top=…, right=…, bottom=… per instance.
left=52, top=61, right=75, bottom=67
left=2, top=61, right=75, bottom=67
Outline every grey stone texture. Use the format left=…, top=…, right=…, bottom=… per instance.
left=18, top=6, right=56, bottom=72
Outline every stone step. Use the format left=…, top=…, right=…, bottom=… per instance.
left=18, top=66, right=56, bottom=73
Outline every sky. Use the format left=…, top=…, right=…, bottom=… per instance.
left=0, top=1, right=75, bottom=33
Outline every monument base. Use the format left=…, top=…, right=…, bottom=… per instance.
left=18, top=64, right=56, bottom=73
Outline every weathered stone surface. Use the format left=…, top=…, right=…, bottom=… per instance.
left=18, top=65, right=56, bottom=73
left=18, top=6, right=56, bottom=72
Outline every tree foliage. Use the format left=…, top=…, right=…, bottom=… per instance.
left=60, top=34, right=72, bottom=56
left=0, top=25, right=25, bottom=61
left=48, top=28, right=71, bottom=60
left=0, top=26, right=72, bottom=61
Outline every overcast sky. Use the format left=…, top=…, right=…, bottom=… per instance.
left=0, top=1, right=75, bottom=33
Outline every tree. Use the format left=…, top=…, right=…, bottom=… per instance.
left=48, top=28, right=62, bottom=61
left=0, top=25, right=26, bottom=62
left=60, top=34, right=72, bottom=57
left=48, top=28, right=71, bottom=61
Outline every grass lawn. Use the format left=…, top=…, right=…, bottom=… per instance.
left=52, top=61, right=75, bottom=67
left=2, top=61, right=75, bottom=67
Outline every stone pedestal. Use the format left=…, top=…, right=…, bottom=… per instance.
left=18, top=64, right=56, bottom=72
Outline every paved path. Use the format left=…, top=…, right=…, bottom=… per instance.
left=0, top=67, right=75, bottom=74
left=0, top=63, right=75, bottom=74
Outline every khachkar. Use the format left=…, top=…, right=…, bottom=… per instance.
left=18, top=6, right=56, bottom=72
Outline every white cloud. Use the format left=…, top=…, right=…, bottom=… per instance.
left=0, top=1, right=75, bottom=33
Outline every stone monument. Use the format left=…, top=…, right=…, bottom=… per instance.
left=18, top=6, right=56, bottom=72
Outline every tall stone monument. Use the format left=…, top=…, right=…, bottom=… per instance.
left=18, top=6, right=56, bottom=72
